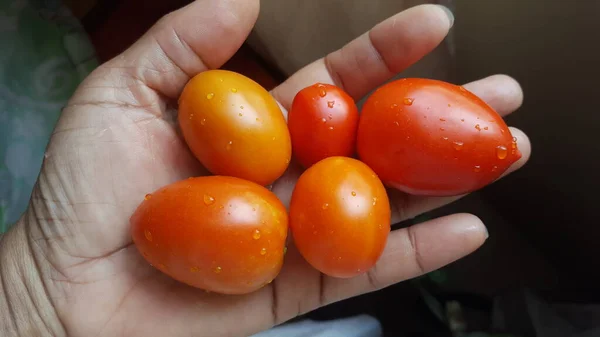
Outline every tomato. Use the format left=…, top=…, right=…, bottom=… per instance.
left=288, top=83, right=359, bottom=168
left=289, top=157, right=390, bottom=278
left=357, top=78, right=522, bottom=197
left=130, top=176, right=288, bottom=294
left=178, top=70, right=291, bottom=186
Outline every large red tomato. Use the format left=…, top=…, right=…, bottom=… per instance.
left=130, top=176, right=288, bottom=294
left=288, top=83, right=359, bottom=168
left=178, top=70, right=291, bottom=186
left=357, top=78, right=522, bottom=196
left=289, top=157, right=390, bottom=278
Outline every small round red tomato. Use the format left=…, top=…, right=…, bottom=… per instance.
left=288, top=83, right=359, bottom=168
left=357, top=78, right=522, bottom=197
left=178, top=70, right=291, bottom=186
left=289, top=157, right=390, bottom=278
left=130, top=176, right=288, bottom=294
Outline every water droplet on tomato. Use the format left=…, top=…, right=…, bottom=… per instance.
left=238, top=112, right=243, bottom=117
left=453, top=141, right=464, bottom=150
left=188, top=114, right=194, bottom=120
left=351, top=191, right=357, bottom=196
left=328, top=114, right=333, bottom=120
left=403, top=97, right=414, bottom=105
left=283, top=247, right=288, bottom=255
left=459, top=86, right=467, bottom=92
left=475, top=124, right=481, bottom=131
left=255, top=117, right=260, bottom=122
left=484, top=126, right=489, bottom=130
left=214, top=266, right=222, bottom=274
left=496, top=145, right=508, bottom=159
left=203, top=194, right=215, bottom=205
left=200, top=118, right=206, bottom=125
left=285, top=157, right=290, bottom=164
left=372, top=197, right=377, bottom=206
left=219, top=78, right=224, bottom=82
left=440, top=127, right=446, bottom=131
left=501, top=129, right=505, bottom=134
left=448, top=103, right=452, bottom=107
left=328, top=126, right=334, bottom=130
left=190, top=266, right=200, bottom=273
left=231, top=88, right=238, bottom=93
left=144, top=229, right=153, bottom=242
left=206, top=93, right=214, bottom=100
left=474, top=165, right=481, bottom=172
left=442, top=136, right=449, bottom=141
left=440, top=118, right=446, bottom=122
left=394, top=121, right=400, bottom=126
left=461, top=118, right=465, bottom=122
left=391, top=103, right=398, bottom=109
left=322, top=203, right=329, bottom=210
left=321, top=117, right=326, bottom=123
left=272, top=136, right=276, bottom=141
left=226, top=141, right=233, bottom=150
left=319, top=89, right=326, bottom=97
left=492, top=165, right=498, bottom=172
left=253, top=229, right=261, bottom=240
left=327, top=100, right=335, bottom=108
left=144, top=193, right=152, bottom=200
left=313, top=230, right=318, bottom=235
left=260, top=248, right=267, bottom=255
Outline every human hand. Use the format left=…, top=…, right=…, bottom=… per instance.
left=0, top=1, right=530, bottom=336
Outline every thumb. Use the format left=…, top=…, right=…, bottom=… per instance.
left=88, top=0, right=260, bottom=100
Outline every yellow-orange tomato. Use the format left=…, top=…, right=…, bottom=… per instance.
left=130, top=176, right=288, bottom=294
left=178, top=70, right=291, bottom=186
left=289, top=157, right=391, bottom=278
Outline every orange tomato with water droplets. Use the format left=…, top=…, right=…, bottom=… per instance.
left=178, top=70, right=291, bottom=186
left=288, top=83, right=359, bottom=168
left=357, top=78, right=522, bottom=197
left=289, top=157, right=390, bottom=278
left=130, top=176, right=288, bottom=294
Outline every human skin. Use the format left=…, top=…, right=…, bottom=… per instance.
left=0, top=1, right=530, bottom=336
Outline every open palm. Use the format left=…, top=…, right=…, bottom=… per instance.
left=22, top=1, right=530, bottom=336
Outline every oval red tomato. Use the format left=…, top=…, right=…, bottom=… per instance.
left=357, top=78, right=522, bottom=197
left=130, top=176, right=288, bottom=294
left=178, top=70, right=291, bottom=186
left=289, top=157, right=390, bottom=278
left=288, top=83, right=359, bottom=168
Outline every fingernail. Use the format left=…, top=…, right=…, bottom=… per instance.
left=437, top=5, right=454, bottom=29
left=483, top=225, right=490, bottom=239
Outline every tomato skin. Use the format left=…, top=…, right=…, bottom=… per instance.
left=357, top=78, right=522, bottom=197
left=130, top=176, right=288, bottom=295
left=178, top=70, right=291, bottom=186
left=288, top=83, right=359, bottom=168
left=289, top=157, right=390, bottom=278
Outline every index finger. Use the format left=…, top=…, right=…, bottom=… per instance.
left=271, top=4, right=453, bottom=109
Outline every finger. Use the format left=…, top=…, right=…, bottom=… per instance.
left=271, top=4, right=454, bottom=109
left=76, top=0, right=259, bottom=102
left=390, top=127, right=531, bottom=223
left=320, top=213, right=487, bottom=305
left=463, top=74, right=524, bottom=117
